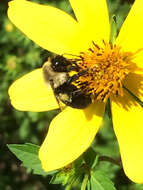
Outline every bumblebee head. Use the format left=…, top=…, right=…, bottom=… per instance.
left=51, top=55, right=71, bottom=72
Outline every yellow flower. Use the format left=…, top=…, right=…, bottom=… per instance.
left=8, top=0, right=143, bottom=183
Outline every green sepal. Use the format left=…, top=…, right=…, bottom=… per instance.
left=50, top=156, right=84, bottom=189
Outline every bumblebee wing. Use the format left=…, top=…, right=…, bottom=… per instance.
left=43, top=62, right=64, bottom=111
left=49, top=80, right=64, bottom=111
left=54, top=95, right=65, bottom=111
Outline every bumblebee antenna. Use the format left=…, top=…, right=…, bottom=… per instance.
left=62, top=53, right=81, bottom=58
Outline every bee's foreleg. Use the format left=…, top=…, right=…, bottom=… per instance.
left=66, top=69, right=88, bottom=84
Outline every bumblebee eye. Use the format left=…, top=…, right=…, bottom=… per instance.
left=54, top=61, right=59, bottom=66
left=51, top=56, right=69, bottom=72
left=53, top=61, right=60, bottom=68
left=51, top=61, right=66, bottom=72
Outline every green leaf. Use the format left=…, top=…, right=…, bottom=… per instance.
left=110, top=15, right=117, bottom=45
left=90, top=170, right=117, bottom=190
left=7, top=143, right=56, bottom=176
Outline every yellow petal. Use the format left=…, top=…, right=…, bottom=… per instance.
left=69, top=0, right=110, bottom=44
left=116, top=0, right=143, bottom=58
left=123, top=72, right=143, bottom=101
left=111, top=91, right=143, bottom=183
left=8, top=0, right=88, bottom=55
left=39, top=102, right=105, bottom=171
left=132, top=51, right=143, bottom=71
left=9, top=68, right=58, bottom=112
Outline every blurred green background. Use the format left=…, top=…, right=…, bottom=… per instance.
left=1, top=0, right=143, bottom=189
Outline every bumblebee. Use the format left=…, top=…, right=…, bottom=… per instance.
left=43, top=55, right=91, bottom=110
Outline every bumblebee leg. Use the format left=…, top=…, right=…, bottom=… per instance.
left=66, top=69, right=88, bottom=84
left=66, top=66, right=79, bottom=72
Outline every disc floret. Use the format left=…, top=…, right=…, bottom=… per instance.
left=75, top=42, right=137, bottom=102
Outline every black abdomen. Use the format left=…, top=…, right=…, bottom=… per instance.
left=54, top=83, right=91, bottom=109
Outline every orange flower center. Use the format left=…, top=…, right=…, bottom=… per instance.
left=74, top=41, right=138, bottom=102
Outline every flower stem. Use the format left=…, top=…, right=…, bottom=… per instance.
left=81, top=173, right=89, bottom=190
left=99, top=156, right=121, bottom=166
